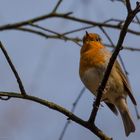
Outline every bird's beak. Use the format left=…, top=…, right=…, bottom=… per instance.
left=86, top=31, right=89, bottom=36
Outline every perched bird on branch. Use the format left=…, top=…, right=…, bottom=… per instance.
left=79, top=32, right=136, bottom=136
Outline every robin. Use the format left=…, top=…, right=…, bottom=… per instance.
left=79, top=32, right=136, bottom=136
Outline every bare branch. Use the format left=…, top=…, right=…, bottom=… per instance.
left=59, top=87, right=85, bottom=140
left=55, top=14, right=140, bottom=35
left=0, top=13, right=140, bottom=36
left=0, top=1, right=139, bottom=139
left=7, top=27, right=140, bottom=52
left=29, top=23, right=61, bottom=36
left=0, top=12, right=72, bottom=31
left=14, top=27, right=82, bottom=46
left=52, top=0, right=63, bottom=13
left=135, top=16, right=140, bottom=26
left=99, top=27, right=129, bottom=75
left=62, top=25, right=94, bottom=35
left=125, top=0, right=132, bottom=12
left=135, top=106, right=140, bottom=119
left=62, top=18, right=114, bottom=35
left=0, top=42, right=26, bottom=95
left=0, top=91, right=112, bottom=140
left=105, top=43, right=140, bottom=51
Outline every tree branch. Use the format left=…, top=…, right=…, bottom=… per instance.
left=99, top=27, right=129, bottom=75
left=0, top=42, right=26, bottom=95
left=0, top=91, right=112, bottom=140
left=59, top=87, right=85, bottom=140
left=7, top=27, right=140, bottom=52
left=125, top=0, right=132, bottom=12
left=0, top=1, right=139, bottom=139
left=0, top=12, right=72, bottom=31
left=52, top=0, right=63, bottom=13
left=105, top=43, right=140, bottom=51
left=29, top=23, right=61, bottom=36
left=55, top=14, right=140, bottom=35
left=0, top=13, right=140, bottom=36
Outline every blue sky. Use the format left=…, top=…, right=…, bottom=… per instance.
left=0, top=0, right=140, bottom=140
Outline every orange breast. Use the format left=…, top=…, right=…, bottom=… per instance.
left=79, top=42, right=108, bottom=77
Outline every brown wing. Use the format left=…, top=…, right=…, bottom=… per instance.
left=115, top=60, right=137, bottom=105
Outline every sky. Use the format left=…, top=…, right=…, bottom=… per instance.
left=0, top=0, right=140, bottom=140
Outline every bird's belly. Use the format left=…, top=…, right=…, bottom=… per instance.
left=81, top=66, right=125, bottom=103
left=81, top=67, right=105, bottom=96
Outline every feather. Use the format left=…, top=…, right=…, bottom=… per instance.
left=115, top=61, right=137, bottom=105
left=105, top=102, right=118, bottom=116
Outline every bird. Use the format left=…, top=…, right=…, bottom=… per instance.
left=79, top=31, right=136, bottom=136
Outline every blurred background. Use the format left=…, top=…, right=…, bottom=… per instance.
left=0, top=0, right=140, bottom=140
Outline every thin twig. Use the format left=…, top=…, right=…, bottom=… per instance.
left=27, top=23, right=82, bottom=46
left=62, top=25, right=94, bottom=35
left=135, top=106, right=140, bottom=119
left=125, top=0, right=132, bottom=12
left=52, top=0, right=63, bottom=13
left=29, top=23, right=61, bottom=36
left=135, top=16, right=140, bottom=26
left=62, top=18, right=114, bottom=35
left=7, top=27, right=139, bottom=52
left=14, top=27, right=82, bottom=46
left=59, top=87, right=85, bottom=140
left=0, top=42, right=26, bottom=95
left=107, top=18, right=139, bottom=25
left=55, top=14, right=140, bottom=35
left=0, top=12, right=72, bottom=31
left=99, top=27, right=129, bottom=75
left=105, top=43, right=140, bottom=51
left=117, top=0, right=140, bottom=35
left=29, top=23, right=82, bottom=46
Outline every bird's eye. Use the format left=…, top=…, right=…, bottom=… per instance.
left=97, top=37, right=101, bottom=42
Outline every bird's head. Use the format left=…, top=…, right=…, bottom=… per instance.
left=83, top=31, right=102, bottom=44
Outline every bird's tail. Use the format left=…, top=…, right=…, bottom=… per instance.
left=118, top=100, right=135, bottom=136
left=120, top=110, right=135, bottom=136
